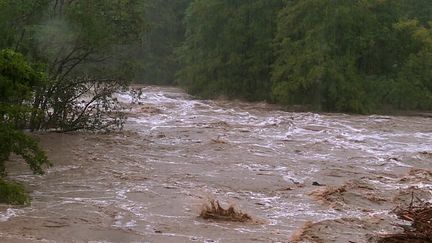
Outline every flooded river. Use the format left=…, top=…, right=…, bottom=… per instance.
left=1, top=86, right=431, bottom=242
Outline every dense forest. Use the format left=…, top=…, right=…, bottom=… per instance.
left=1, top=0, right=432, bottom=202
left=178, top=0, right=432, bottom=113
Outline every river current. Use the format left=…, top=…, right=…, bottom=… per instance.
left=1, top=86, right=431, bottom=242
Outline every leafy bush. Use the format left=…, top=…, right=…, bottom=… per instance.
left=0, top=49, right=50, bottom=205
left=0, top=49, right=50, bottom=175
left=0, top=178, right=30, bottom=205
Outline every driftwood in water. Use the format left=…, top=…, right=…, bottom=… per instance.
left=379, top=193, right=432, bottom=243
left=199, top=199, right=253, bottom=222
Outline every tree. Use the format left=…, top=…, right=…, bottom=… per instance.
left=0, top=0, right=147, bottom=131
left=0, top=49, right=51, bottom=204
left=178, top=0, right=284, bottom=101
left=390, top=19, right=432, bottom=109
left=272, top=0, right=432, bottom=112
left=0, top=0, right=50, bottom=53
left=0, top=0, right=149, bottom=204
left=135, top=0, right=191, bottom=85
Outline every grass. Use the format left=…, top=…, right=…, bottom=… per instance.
left=0, top=178, right=30, bottom=205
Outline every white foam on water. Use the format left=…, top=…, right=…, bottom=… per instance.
left=3, top=86, right=431, bottom=242
left=0, top=208, right=22, bottom=222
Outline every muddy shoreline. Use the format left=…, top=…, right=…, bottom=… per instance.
left=1, top=86, right=431, bottom=242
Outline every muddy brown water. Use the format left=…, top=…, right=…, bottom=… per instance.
left=1, top=86, right=431, bottom=243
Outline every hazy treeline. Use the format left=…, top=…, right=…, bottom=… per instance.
left=135, top=0, right=191, bottom=85
left=177, top=0, right=432, bottom=113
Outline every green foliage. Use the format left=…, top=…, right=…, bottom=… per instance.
left=390, top=19, right=432, bottom=110
left=0, top=0, right=50, bottom=52
left=176, top=0, right=432, bottom=113
left=0, top=49, right=50, bottom=176
left=0, top=49, right=46, bottom=104
left=2, top=0, right=431, bottom=117
left=273, top=0, right=373, bottom=112
left=0, top=126, right=50, bottom=176
left=0, top=0, right=148, bottom=131
left=0, top=49, right=46, bottom=129
left=0, top=178, right=30, bottom=205
left=135, top=0, right=191, bottom=85
left=31, top=0, right=147, bottom=80
left=178, top=0, right=284, bottom=101
left=0, top=0, right=147, bottom=81
left=272, top=0, right=432, bottom=112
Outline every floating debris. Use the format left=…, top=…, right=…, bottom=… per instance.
left=139, top=105, right=161, bottom=115
left=379, top=193, right=432, bottom=243
left=312, top=181, right=326, bottom=186
left=211, top=136, right=228, bottom=144
left=199, top=199, right=254, bottom=223
left=290, top=221, right=314, bottom=242
left=399, top=168, right=432, bottom=184
left=309, top=185, right=347, bottom=208
left=309, top=179, right=387, bottom=209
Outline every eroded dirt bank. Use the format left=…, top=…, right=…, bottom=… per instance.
left=1, top=86, right=431, bottom=242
